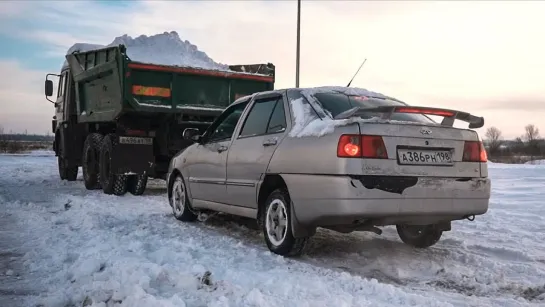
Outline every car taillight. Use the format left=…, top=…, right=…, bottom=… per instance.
left=338, top=135, right=361, bottom=157
left=337, top=134, right=388, bottom=159
left=463, top=141, right=487, bottom=162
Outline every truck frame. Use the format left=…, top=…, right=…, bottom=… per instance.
left=45, top=44, right=275, bottom=196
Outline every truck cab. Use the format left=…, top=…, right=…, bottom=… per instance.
left=46, top=64, right=86, bottom=181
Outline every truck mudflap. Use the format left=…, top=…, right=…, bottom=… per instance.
left=112, top=136, right=155, bottom=175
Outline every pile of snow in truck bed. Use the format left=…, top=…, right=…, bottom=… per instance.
left=65, top=31, right=229, bottom=71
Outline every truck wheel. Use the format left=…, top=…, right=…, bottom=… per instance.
left=99, top=134, right=128, bottom=196
left=169, top=175, right=197, bottom=221
left=128, top=174, right=148, bottom=196
left=82, top=133, right=103, bottom=190
left=58, top=156, right=78, bottom=181
left=261, top=188, right=308, bottom=257
left=396, top=224, right=443, bottom=248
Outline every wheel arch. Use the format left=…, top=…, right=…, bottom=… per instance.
left=167, top=168, right=182, bottom=201
left=257, top=173, right=315, bottom=238
left=167, top=168, right=195, bottom=202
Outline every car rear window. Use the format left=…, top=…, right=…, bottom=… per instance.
left=313, top=92, right=435, bottom=123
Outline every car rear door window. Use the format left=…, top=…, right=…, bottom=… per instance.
left=239, top=97, right=279, bottom=138
left=266, top=99, right=287, bottom=134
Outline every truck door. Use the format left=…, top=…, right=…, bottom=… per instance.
left=55, top=71, right=68, bottom=124
left=225, top=93, right=288, bottom=209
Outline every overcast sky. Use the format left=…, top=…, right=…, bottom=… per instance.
left=1, top=0, right=544, bottom=139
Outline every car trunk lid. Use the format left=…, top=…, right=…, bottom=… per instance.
left=334, top=105, right=487, bottom=178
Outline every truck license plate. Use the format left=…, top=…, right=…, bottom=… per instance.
left=119, top=136, right=153, bottom=145
left=397, top=148, right=453, bottom=165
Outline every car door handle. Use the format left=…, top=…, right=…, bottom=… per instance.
left=217, top=145, right=228, bottom=153
left=263, top=138, right=277, bottom=146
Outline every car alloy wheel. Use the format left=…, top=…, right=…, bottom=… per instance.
left=261, top=188, right=308, bottom=257
left=171, top=177, right=185, bottom=217
left=265, top=199, right=288, bottom=246
left=169, top=175, right=197, bottom=222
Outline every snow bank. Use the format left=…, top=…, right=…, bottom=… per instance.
left=64, top=31, right=229, bottom=71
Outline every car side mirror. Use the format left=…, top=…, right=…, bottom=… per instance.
left=45, top=80, right=53, bottom=97
left=183, top=128, right=201, bottom=142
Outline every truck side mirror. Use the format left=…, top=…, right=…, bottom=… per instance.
left=183, top=128, right=201, bottom=142
left=45, top=80, right=53, bottom=97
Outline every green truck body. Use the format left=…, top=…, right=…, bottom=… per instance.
left=65, top=45, right=274, bottom=122
left=45, top=44, right=275, bottom=196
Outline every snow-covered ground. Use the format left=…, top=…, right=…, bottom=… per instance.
left=1, top=152, right=544, bottom=307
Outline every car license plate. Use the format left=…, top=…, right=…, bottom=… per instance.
left=397, top=148, right=453, bottom=165
left=119, top=136, right=153, bottom=145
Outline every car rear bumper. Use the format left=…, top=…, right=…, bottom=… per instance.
left=281, top=174, right=491, bottom=227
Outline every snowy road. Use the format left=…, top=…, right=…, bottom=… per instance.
left=1, top=152, right=544, bottom=307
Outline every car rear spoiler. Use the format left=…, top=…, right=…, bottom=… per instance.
left=334, top=106, right=484, bottom=129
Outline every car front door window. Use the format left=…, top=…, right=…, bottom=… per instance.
left=206, top=102, right=248, bottom=143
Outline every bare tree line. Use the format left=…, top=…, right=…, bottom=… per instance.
left=0, top=125, right=53, bottom=153
left=485, top=124, right=544, bottom=163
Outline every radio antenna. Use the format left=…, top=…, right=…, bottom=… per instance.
left=346, top=58, right=367, bottom=87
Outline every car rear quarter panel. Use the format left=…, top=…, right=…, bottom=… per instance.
left=267, top=123, right=362, bottom=175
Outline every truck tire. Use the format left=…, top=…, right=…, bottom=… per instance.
left=127, top=174, right=148, bottom=195
left=99, top=134, right=128, bottom=196
left=82, top=133, right=103, bottom=190
left=396, top=224, right=443, bottom=248
left=58, top=156, right=78, bottom=181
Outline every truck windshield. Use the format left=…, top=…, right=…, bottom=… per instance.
left=313, top=92, right=435, bottom=123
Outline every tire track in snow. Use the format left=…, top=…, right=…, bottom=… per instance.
left=193, top=214, right=545, bottom=304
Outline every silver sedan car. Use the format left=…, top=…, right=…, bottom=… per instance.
left=166, top=86, right=491, bottom=257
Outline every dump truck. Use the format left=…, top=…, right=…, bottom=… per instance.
left=44, top=44, right=275, bottom=196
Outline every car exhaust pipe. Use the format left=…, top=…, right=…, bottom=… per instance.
left=465, top=215, right=475, bottom=221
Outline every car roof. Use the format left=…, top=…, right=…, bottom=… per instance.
left=229, top=86, right=406, bottom=107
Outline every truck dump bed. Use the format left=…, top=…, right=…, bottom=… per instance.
left=65, top=45, right=275, bottom=123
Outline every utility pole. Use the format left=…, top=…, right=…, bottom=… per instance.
left=296, top=0, right=301, bottom=88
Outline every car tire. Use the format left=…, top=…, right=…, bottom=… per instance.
left=82, top=133, right=103, bottom=190
left=127, top=174, right=148, bottom=196
left=99, top=134, right=128, bottom=196
left=396, top=224, right=443, bottom=248
left=169, top=174, right=198, bottom=222
left=262, top=188, right=308, bottom=257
